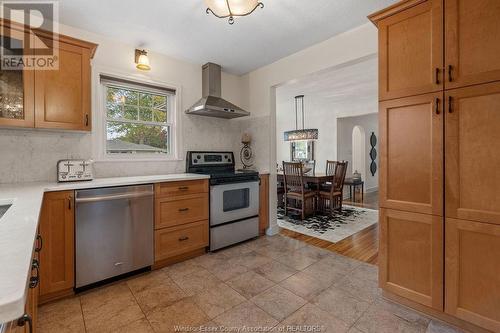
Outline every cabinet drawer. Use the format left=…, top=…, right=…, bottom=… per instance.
left=155, top=180, right=208, bottom=198
left=155, top=194, right=209, bottom=229
left=155, top=220, right=209, bottom=261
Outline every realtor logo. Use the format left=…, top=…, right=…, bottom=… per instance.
left=0, top=0, right=59, bottom=70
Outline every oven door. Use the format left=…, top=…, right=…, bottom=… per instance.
left=210, top=181, right=260, bottom=226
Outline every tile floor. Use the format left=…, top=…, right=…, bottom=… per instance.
left=37, top=234, right=464, bottom=333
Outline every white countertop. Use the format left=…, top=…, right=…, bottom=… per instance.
left=0, top=173, right=209, bottom=323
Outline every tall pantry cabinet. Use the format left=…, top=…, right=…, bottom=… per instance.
left=369, top=1, right=500, bottom=332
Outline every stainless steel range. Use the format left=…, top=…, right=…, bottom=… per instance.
left=186, top=151, right=260, bottom=251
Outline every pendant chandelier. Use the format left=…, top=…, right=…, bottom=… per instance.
left=284, top=95, right=319, bottom=141
left=205, top=0, right=264, bottom=25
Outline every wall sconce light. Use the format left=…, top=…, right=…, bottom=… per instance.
left=135, top=49, right=151, bottom=71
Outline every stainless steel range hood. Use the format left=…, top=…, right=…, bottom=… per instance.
left=186, top=63, right=249, bottom=119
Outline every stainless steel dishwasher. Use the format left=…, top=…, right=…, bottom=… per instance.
left=75, top=184, right=154, bottom=288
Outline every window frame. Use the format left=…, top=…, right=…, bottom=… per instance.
left=93, top=70, right=181, bottom=162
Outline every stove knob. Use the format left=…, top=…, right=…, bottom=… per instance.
left=197, top=155, right=201, bottom=159
left=194, top=159, right=198, bottom=164
left=224, top=155, right=228, bottom=159
left=228, top=158, right=232, bottom=162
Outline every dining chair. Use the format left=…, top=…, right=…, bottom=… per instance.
left=282, top=161, right=316, bottom=219
left=319, top=161, right=348, bottom=213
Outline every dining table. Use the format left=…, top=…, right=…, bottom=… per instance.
left=276, top=172, right=333, bottom=187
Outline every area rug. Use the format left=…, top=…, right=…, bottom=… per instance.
left=277, top=205, right=378, bottom=243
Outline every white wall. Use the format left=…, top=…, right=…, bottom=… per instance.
left=337, top=113, right=379, bottom=192
left=239, top=22, right=378, bottom=234
left=0, top=22, right=245, bottom=183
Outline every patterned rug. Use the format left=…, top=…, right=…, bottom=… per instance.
left=277, top=205, right=378, bottom=243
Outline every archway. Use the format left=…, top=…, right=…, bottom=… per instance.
left=352, top=125, right=366, bottom=183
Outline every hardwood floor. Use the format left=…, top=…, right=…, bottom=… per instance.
left=280, top=190, right=379, bottom=265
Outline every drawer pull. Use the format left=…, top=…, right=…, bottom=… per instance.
left=179, top=236, right=189, bottom=241
left=29, top=259, right=39, bottom=289
left=17, top=314, right=33, bottom=333
left=178, top=186, right=189, bottom=190
left=178, top=208, right=189, bottom=212
left=35, top=234, right=43, bottom=252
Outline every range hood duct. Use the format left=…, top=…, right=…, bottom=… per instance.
left=186, top=63, right=250, bottom=119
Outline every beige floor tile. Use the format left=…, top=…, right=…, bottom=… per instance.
left=250, top=285, right=307, bottom=321
left=218, top=243, right=254, bottom=257
left=426, top=320, right=465, bottom=333
left=354, top=302, right=429, bottom=333
left=37, top=297, right=85, bottom=333
left=226, top=270, right=275, bottom=299
left=280, top=271, right=332, bottom=300
left=147, top=298, right=209, bottom=333
left=277, top=303, right=350, bottom=333
left=374, top=299, right=430, bottom=327
left=254, top=243, right=291, bottom=259
left=348, top=327, right=365, bottom=333
left=295, top=245, right=332, bottom=260
left=245, top=236, right=275, bottom=250
left=335, top=276, right=381, bottom=303
left=275, top=251, right=319, bottom=270
left=170, top=268, right=222, bottom=296
left=193, top=283, right=246, bottom=318
left=80, top=282, right=145, bottom=333
left=213, top=301, right=279, bottom=330
left=311, top=287, right=371, bottom=326
left=163, top=260, right=201, bottom=281
left=253, top=260, right=298, bottom=283
left=229, top=251, right=273, bottom=269
left=205, top=259, right=249, bottom=282
left=301, top=259, right=348, bottom=286
left=320, top=254, right=362, bottom=274
left=350, top=263, right=378, bottom=282
left=193, top=252, right=229, bottom=269
left=111, top=318, right=154, bottom=333
left=127, top=270, right=187, bottom=315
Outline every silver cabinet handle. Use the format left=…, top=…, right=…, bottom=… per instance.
left=75, top=191, right=153, bottom=203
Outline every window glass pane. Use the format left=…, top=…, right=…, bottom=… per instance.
left=223, top=188, right=250, bottom=212
left=106, top=101, right=122, bottom=118
left=139, top=107, right=153, bottom=122
left=106, top=121, right=169, bottom=154
left=123, top=90, right=138, bottom=105
left=139, top=93, right=153, bottom=107
left=123, top=105, right=138, bottom=121
left=153, top=109, right=167, bottom=122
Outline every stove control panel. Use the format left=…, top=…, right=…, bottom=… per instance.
left=57, top=159, right=94, bottom=182
left=189, top=152, right=233, bottom=166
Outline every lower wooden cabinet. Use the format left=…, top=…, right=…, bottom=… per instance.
left=155, top=194, right=209, bottom=229
left=39, top=191, right=75, bottom=302
left=155, top=220, right=209, bottom=261
left=259, top=174, right=269, bottom=235
left=379, top=208, right=443, bottom=310
left=445, top=218, right=500, bottom=332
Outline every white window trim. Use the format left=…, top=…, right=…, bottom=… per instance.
left=92, top=67, right=183, bottom=162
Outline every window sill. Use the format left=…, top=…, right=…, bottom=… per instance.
left=94, top=156, right=183, bottom=163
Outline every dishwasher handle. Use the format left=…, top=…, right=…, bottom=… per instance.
left=75, top=191, right=153, bottom=203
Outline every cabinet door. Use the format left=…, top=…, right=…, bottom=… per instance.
left=445, top=82, right=500, bottom=224
left=39, top=191, right=75, bottom=298
left=34, top=39, right=91, bottom=130
left=445, top=0, right=500, bottom=89
left=0, top=26, right=34, bottom=128
left=379, top=93, right=443, bottom=215
left=259, top=174, right=269, bottom=235
left=379, top=208, right=443, bottom=310
left=378, top=0, right=443, bottom=101
left=445, top=218, right=500, bottom=332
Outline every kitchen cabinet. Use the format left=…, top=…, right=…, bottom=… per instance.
left=379, top=208, right=443, bottom=310
left=445, top=218, right=500, bottom=332
left=34, top=37, right=92, bottom=130
left=445, top=0, right=500, bottom=89
left=154, top=180, right=209, bottom=266
left=445, top=82, right=500, bottom=225
left=0, top=24, right=34, bottom=128
left=39, top=191, right=75, bottom=303
left=0, top=19, right=97, bottom=131
left=379, top=93, right=443, bottom=216
left=259, top=174, right=269, bottom=235
left=374, top=0, right=443, bottom=101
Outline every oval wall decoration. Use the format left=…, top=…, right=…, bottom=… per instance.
left=370, top=132, right=377, bottom=176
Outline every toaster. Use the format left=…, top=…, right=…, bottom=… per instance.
left=57, top=159, right=94, bottom=182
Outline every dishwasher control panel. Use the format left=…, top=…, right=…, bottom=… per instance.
left=57, top=159, right=93, bottom=182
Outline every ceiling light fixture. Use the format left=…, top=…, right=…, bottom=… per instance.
left=284, top=95, right=319, bottom=141
left=205, top=0, right=264, bottom=25
left=135, top=49, right=151, bottom=71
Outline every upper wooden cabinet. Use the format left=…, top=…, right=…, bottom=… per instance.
left=34, top=37, right=92, bottom=130
left=0, top=19, right=97, bottom=131
left=39, top=191, right=75, bottom=302
left=379, top=208, right=443, bottom=310
left=445, top=82, right=500, bottom=224
left=445, top=218, right=500, bottom=332
left=445, top=0, right=500, bottom=89
left=370, top=0, right=443, bottom=101
left=379, top=93, right=443, bottom=215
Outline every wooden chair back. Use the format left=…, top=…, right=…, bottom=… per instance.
left=304, top=160, right=316, bottom=175
left=325, top=160, right=337, bottom=176
left=332, top=161, right=348, bottom=193
left=282, top=161, right=305, bottom=193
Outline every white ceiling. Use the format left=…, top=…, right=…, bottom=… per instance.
left=58, top=0, right=397, bottom=75
left=276, top=55, right=378, bottom=111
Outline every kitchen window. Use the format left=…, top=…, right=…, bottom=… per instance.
left=99, top=75, right=177, bottom=159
